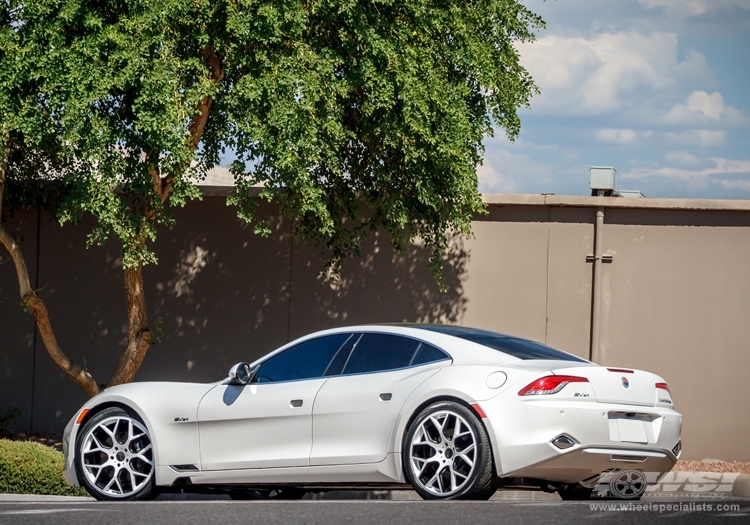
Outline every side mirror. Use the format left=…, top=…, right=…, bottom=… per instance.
left=228, top=362, right=259, bottom=385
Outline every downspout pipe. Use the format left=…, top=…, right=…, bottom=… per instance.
left=590, top=207, right=604, bottom=363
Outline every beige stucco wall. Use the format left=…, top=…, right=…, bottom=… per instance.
left=1, top=193, right=749, bottom=461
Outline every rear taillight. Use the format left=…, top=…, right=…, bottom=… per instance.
left=655, top=382, right=670, bottom=394
left=518, top=375, right=589, bottom=396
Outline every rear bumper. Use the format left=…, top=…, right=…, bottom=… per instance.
left=481, top=397, right=681, bottom=484
left=502, top=446, right=676, bottom=485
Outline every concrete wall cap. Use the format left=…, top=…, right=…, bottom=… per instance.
left=481, top=193, right=750, bottom=212
left=196, top=186, right=750, bottom=212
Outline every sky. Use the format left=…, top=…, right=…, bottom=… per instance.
left=478, top=0, right=750, bottom=199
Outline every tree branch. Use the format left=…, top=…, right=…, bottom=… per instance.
left=0, top=125, right=9, bottom=219
left=0, top=227, right=100, bottom=398
left=0, top=128, right=100, bottom=397
left=188, top=44, right=225, bottom=151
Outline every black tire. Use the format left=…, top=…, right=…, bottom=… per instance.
left=75, top=407, right=156, bottom=501
left=403, top=401, right=497, bottom=500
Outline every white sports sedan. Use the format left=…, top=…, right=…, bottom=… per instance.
left=62, top=324, right=682, bottom=501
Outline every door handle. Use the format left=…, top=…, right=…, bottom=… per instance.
left=379, top=393, right=392, bottom=401
left=290, top=399, right=303, bottom=407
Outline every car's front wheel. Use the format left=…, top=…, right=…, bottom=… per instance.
left=75, top=407, right=156, bottom=501
left=404, top=401, right=497, bottom=500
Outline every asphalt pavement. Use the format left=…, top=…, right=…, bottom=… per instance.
left=0, top=497, right=748, bottom=525
left=2, top=473, right=748, bottom=525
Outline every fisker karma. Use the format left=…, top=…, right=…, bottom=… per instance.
left=63, top=324, right=682, bottom=501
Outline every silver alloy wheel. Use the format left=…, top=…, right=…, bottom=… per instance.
left=609, top=470, right=647, bottom=499
left=79, top=415, right=154, bottom=498
left=408, top=410, right=478, bottom=496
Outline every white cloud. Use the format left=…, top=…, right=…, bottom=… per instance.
left=663, top=151, right=702, bottom=167
left=622, top=157, right=750, bottom=181
left=687, top=91, right=724, bottom=119
left=661, top=90, right=746, bottom=126
left=518, top=32, right=712, bottom=115
left=477, top=146, right=558, bottom=194
left=638, top=0, right=750, bottom=16
left=596, top=128, right=653, bottom=145
left=665, top=129, right=727, bottom=147
left=720, top=179, right=750, bottom=192
left=476, top=161, right=519, bottom=194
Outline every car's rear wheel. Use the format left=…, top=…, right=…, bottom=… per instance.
left=404, top=401, right=497, bottom=500
left=75, top=407, right=155, bottom=501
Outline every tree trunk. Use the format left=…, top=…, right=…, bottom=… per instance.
left=106, top=264, right=152, bottom=387
left=0, top=44, right=223, bottom=395
left=104, top=44, right=223, bottom=386
left=0, top=130, right=101, bottom=397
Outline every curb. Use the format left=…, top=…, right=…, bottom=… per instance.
left=0, top=494, right=95, bottom=502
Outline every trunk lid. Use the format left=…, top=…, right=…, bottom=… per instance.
left=557, top=366, right=657, bottom=407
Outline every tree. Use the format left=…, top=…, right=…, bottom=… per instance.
left=0, top=0, right=543, bottom=396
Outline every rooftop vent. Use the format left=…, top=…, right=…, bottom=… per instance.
left=589, top=167, right=644, bottom=198
left=590, top=166, right=618, bottom=196
left=619, top=190, right=646, bottom=198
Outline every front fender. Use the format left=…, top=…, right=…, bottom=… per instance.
left=63, top=382, right=218, bottom=488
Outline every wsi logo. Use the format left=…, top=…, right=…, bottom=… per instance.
left=647, top=472, right=739, bottom=493
left=590, top=471, right=739, bottom=498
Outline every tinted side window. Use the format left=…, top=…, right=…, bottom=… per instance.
left=473, top=336, right=587, bottom=362
left=417, top=325, right=588, bottom=362
left=324, top=334, right=360, bottom=376
left=254, top=334, right=350, bottom=383
left=411, top=343, right=450, bottom=366
left=343, top=334, right=420, bottom=375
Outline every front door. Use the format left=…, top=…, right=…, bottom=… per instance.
left=197, top=333, right=352, bottom=470
left=197, top=379, right=326, bottom=470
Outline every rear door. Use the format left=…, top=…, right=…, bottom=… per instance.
left=310, top=333, right=448, bottom=466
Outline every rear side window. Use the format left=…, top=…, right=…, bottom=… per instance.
left=417, top=325, right=587, bottom=362
left=342, top=334, right=448, bottom=375
left=469, top=336, right=587, bottom=362
left=254, top=334, right=351, bottom=383
left=411, top=343, right=449, bottom=366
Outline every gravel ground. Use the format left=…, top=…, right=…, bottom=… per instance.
left=673, top=460, right=750, bottom=474
left=3, top=430, right=749, bottom=475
